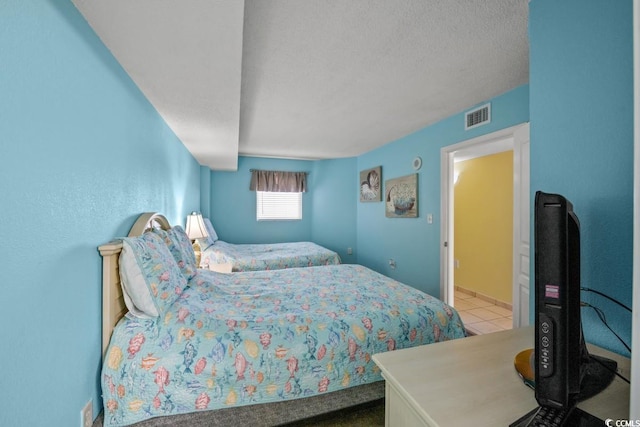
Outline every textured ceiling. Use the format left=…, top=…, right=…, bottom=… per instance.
left=72, top=0, right=529, bottom=171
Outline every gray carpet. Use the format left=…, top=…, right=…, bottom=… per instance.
left=279, top=399, right=385, bottom=426
left=94, top=399, right=384, bottom=427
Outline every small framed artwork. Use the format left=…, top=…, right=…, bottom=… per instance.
left=360, top=166, right=381, bottom=202
left=385, top=173, right=418, bottom=218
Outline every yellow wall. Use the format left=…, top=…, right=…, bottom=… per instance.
left=454, top=151, right=513, bottom=303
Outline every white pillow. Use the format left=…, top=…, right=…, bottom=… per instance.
left=120, top=240, right=158, bottom=318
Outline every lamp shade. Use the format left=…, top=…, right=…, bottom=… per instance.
left=185, top=212, right=208, bottom=240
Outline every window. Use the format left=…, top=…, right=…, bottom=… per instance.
left=256, top=191, right=302, bottom=221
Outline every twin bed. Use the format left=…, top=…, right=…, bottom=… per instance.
left=195, top=216, right=342, bottom=272
left=98, top=213, right=466, bottom=426
left=200, top=240, right=341, bottom=272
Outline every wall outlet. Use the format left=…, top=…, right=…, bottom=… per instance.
left=388, top=259, right=396, bottom=269
left=81, top=399, right=93, bottom=427
left=347, top=247, right=353, bottom=255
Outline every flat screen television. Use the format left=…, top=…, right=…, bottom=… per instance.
left=512, top=192, right=619, bottom=426
left=533, top=191, right=617, bottom=409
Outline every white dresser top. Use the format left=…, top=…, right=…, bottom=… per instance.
left=372, top=327, right=630, bottom=427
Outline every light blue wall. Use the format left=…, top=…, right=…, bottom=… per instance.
left=357, top=85, right=529, bottom=296
left=0, top=1, right=201, bottom=426
left=209, top=156, right=358, bottom=261
left=200, top=166, right=212, bottom=218
left=529, top=0, right=633, bottom=355
left=210, top=156, right=314, bottom=243
left=311, top=157, right=358, bottom=263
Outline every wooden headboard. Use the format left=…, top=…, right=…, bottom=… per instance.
left=97, top=212, right=172, bottom=356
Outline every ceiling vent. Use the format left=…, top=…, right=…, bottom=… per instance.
left=465, top=103, right=491, bottom=130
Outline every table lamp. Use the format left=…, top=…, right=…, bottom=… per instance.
left=185, top=211, right=208, bottom=266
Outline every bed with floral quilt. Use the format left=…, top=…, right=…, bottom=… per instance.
left=199, top=240, right=341, bottom=272
left=98, top=213, right=466, bottom=426
left=196, top=217, right=341, bottom=271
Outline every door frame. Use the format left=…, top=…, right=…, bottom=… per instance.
left=440, top=123, right=530, bottom=327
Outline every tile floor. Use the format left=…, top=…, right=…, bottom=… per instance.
left=454, top=290, right=513, bottom=335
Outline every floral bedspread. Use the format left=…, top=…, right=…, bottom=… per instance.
left=101, top=264, right=466, bottom=426
left=200, top=241, right=341, bottom=271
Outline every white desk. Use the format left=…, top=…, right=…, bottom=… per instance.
left=372, top=327, right=630, bottom=427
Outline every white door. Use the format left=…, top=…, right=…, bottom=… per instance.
left=440, top=123, right=530, bottom=328
left=512, top=123, right=530, bottom=327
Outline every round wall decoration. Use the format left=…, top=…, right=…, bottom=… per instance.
left=412, top=156, right=422, bottom=170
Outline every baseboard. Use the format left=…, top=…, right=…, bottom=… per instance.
left=455, top=285, right=512, bottom=311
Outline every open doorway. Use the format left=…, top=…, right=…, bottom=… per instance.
left=453, top=150, right=514, bottom=334
left=440, top=123, right=530, bottom=334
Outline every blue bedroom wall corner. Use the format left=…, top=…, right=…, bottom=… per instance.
left=311, top=157, right=358, bottom=263
left=200, top=166, right=212, bottom=219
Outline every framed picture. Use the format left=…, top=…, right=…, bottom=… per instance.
left=360, top=166, right=381, bottom=202
left=385, top=173, right=418, bottom=218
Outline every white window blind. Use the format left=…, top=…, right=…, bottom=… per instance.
left=256, top=191, right=302, bottom=221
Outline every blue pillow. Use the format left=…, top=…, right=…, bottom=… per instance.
left=197, top=217, right=219, bottom=250
left=204, top=218, right=218, bottom=242
left=152, top=226, right=197, bottom=280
